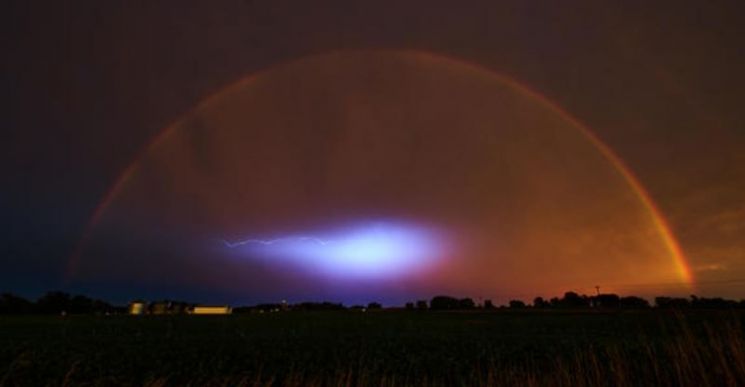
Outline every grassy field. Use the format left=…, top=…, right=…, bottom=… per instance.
left=1, top=310, right=744, bottom=386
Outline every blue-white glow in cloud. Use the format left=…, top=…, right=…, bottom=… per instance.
left=223, top=222, right=447, bottom=279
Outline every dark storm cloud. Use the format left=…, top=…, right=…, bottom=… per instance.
left=3, top=0, right=745, bottom=300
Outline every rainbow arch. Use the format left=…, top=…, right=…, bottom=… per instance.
left=67, top=49, right=693, bottom=286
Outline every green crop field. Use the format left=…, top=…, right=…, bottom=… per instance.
left=1, top=310, right=744, bottom=386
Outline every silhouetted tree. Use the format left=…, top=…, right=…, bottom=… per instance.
left=593, top=294, right=620, bottom=308
left=0, top=293, right=33, bottom=314
left=367, top=302, right=382, bottom=310
left=483, top=299, right=495, bottom=310
left=69, top=295, right=94, bottom=314
left=293, top=302, right=345, bottom=311
left=619, top=296, right=650, bottom=309
left=36, top=291, right=71, bottom=314
left=430, top=295, right=459, bottom=310
left=655, top=297, right=690, bottom=309
left=405, top=302, right=414, bottom=310
left=560, top=292, right=590, bottom=308
left=416, top=300, right=428, bottom=310
left=533, top=297, right=548, bottom=309
left=458, top=298, right=476, bottom=309
left=690, top=295, right=738, bottom=309
left=509, top=300, right=526, bottom=309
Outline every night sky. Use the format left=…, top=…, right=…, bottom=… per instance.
left=3, top=1, right=745, bottom=305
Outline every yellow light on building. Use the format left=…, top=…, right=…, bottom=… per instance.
left=191, top=306, right=232, bottom=315
left=129, top=302, right=145, bottom=315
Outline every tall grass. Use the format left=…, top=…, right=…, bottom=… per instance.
left=2, top=311, right=744, bottom=386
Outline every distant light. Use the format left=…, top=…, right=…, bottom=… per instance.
left=224, top=221, right=447, bottom=279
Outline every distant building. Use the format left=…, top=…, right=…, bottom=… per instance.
left=129, top=301, right=145, bottom=315
left=191, top=305, right=232, bottom=315
left=149, top=302, right=170, bottom=315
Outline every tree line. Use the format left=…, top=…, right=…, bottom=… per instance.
left=0, top=291, right=118, bottom=315
left=2, top=290, right=744, bottom=315
left=412, top=292, right=745, bottom=310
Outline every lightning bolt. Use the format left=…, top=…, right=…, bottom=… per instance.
left=222, top=236, right=333, bottom=248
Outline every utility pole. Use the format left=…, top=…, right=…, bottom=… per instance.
left=595, top=285, right=600, bottom=296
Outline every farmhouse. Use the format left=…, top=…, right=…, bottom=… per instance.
left=128, top=301, right=145, bottom=315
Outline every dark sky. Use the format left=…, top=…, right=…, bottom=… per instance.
left=3, top=1, right=745, bottom=304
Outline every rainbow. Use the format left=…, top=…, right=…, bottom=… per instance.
left=67, top=50, right=693, bottom=286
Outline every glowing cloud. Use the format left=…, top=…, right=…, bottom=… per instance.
left=223, top=222, right=447, bottom=279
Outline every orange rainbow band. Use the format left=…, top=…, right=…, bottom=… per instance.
left=67, top=50, right=694, bottom=286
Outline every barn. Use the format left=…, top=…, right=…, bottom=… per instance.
left=191, top=305, right=232, bottom=315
